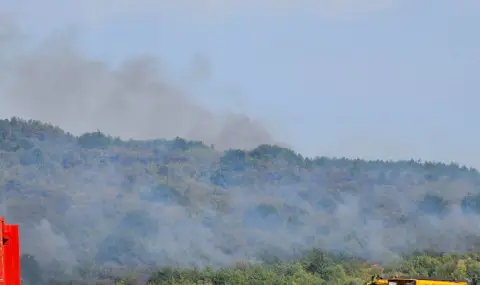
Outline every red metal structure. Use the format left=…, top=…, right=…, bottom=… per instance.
left=0, top=217, right=20, bottom=285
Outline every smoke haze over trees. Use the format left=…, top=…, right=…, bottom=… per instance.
left=1, top=118, right=480, bottom=284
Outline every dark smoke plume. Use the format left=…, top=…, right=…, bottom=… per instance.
left=0, top=16, right=278, bottom=151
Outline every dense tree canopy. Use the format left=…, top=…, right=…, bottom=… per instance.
left=1, top=117, right=480, bottom=284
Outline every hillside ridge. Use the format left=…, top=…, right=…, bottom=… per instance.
left=1, top=117, right=480, bottom=284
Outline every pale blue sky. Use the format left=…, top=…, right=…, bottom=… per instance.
left=2, top=1, right=480, bottom=167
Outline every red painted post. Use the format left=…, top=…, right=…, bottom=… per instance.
left=0, top=216, right=5, bottom=285
left=4, top=224, right=20, bottom=285
left=0, top=217, right=20, bottom=285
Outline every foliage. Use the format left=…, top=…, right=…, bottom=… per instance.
left=1, top=117, right=480, bottom=285
left=21, top=250, right=480, bottom=284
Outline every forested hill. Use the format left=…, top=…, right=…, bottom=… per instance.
left=2, top=117, right=480, bottom=276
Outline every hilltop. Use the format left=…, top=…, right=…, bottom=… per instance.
left=1, top=117, right=480, bottom=283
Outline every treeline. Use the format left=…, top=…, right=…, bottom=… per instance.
left=22, top=249, right=480, bottom=285
left=3, top=117, right=480, bottom=284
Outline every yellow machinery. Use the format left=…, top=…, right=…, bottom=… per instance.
left=367, top=275, right=471, bottom=285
